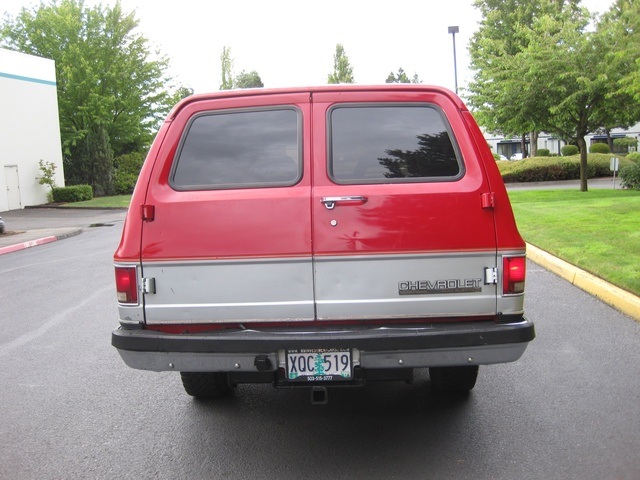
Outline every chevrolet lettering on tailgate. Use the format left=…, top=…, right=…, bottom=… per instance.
left=398, top=278, right=483, bottom=295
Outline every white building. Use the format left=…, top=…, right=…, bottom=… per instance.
left=485, top=124, right=640, bottom=159
left=0, top=49, right=65, bottom=211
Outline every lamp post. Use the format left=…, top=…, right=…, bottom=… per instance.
left=448, top=26, right=459, bottom=94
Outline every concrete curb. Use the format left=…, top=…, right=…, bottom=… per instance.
left=527, top=243, right=640, bottom=322
left=0, top=229, right=82, bottom=256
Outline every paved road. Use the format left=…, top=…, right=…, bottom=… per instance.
left=0, top=219, right=639, bottom=479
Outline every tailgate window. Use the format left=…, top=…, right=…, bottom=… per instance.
left=170, top=107, right=301, bottom=190
left=329, top=104, right=463, bottom=183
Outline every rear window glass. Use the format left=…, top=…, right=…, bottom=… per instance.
left=329, top=105, right=462, bottom=183
left=171, top=108, right=301, bottom=190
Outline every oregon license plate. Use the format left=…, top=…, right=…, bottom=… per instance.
left=286, top=349, right=352, bottom=382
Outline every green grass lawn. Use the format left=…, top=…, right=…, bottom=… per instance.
left=62, top=195, right=132, bottom=208
left=508, top=189, right=640, bottom=296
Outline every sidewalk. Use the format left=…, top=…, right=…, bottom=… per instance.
left=506, top=176, right=620, bottom=190
left=0, top=207, right=127, bottom=255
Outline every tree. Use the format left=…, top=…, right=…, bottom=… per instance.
left=235, top=70, right=264, bottom=89
left=385, top=68, right=421, bottom=84
left=468, top=0, right=639, bottom=191
left=509, top=6, right=637, bottom=191
left=78, top=125, right=114, bottom=195
left=327, top=44, right=354, bottom=84
left=601, top=0, right=640, bottom=103
left=220, top=46, right=234, bottom=90
left=167, top=86, right=194, bottom=107
left=219, top=47, right=263, bottom=90
left=467, top=0, right=573, bottom=156
left=1, top=0, right=176, bottom=193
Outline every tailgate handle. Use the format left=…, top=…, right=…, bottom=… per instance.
left=321, top=196, right=368, bottom=210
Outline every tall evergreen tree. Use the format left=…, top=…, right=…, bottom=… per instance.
left=327, top=44, right=354, bottom=84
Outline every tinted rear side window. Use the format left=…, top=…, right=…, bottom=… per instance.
left=329, top=105, right=462, bottom=183
left=171, top=108, right=301, bottom=190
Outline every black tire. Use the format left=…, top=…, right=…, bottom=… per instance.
left=180, top=372, right=232, bottom=399
left=429, top=365, right=479, bottom=393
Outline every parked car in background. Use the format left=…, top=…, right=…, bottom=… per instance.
left=0, top=216, right=5, bottom=235
left=510, top=152, right=524, bottom=161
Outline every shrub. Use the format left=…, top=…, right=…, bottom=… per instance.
left=537, top=149, right=550, bottom=157
left=620, top=163, right=640, bottom=190
left=113, top=152, right=145, bottom=195
left=589, top=142, right=611, bottom=154
left=561, top=145, right=579, bottom=156
left=626, top=152, right=640, bottom=163
left=497, top=154, right=629, bottom=183
left=52, top=185, right=93, bottom=203
left=613, top=137, right=638, bottom=150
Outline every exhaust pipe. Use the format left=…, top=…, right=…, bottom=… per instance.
left=311, top=386, right=328, bottom=405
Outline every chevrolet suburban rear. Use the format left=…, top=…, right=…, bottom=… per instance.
left=112, top=85, right=534, bottom=402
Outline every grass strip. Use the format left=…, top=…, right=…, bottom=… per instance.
left=508, top=189, right=640, bottom=296
left=62, top=195, right=132, bottom=208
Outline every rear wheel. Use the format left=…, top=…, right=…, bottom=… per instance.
left=180, top=372, right=232, bottom=399
left=429, top=366, right=479, bottom=393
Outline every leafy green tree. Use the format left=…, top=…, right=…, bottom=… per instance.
left=163, top=86, right=194, bottom=114
left=385, top=68, right=420, bottom=84
left=1, top=0, right=176, bottom=193
left=171, top=86, right=195, bottom=103
left=235, top=70, right=264, bottom=88
left=596, top=0, right=640, bottom=143
left=220, top=46, right=234, bottom=90
left=73, top=124, right=114, bottom=194
left=468, top=0, right=639, bottom=190
left=467, top=0, right=575, bottom=156
left=601, top=0, right=640, bottom=103
left=327, top=44, right=354, bottom=84
left=509, top=6, right=637, bottom=191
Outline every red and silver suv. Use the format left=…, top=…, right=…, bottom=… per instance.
left=112, top=85, right=534, bottom=402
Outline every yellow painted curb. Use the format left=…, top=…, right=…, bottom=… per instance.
left=526, top=243, right=640, bottom=322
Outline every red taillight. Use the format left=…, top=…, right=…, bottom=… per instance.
left=503, top=256, right=526, bottom=294
left=115, top=266, right=138, bottom=304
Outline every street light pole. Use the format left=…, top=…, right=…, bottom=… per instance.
left=448, top=26, right=459, bottom=95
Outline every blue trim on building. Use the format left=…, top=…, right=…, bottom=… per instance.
left=0, top=71, right=56, bottom=86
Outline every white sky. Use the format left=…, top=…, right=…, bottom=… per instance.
left=2, top=0, right=614, bottom=96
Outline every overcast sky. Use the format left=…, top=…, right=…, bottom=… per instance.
left=3, top=0, right=614, bottom=96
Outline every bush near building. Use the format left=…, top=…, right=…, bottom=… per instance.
left=589, top=143, right=611, bottom=154
left=498, top=154, right=633, bottom=183
left=620, top=153, right=640, bottom=190
left=52, top=185, right=93, bottom=203
left=561, top=145, right=579, bottom=156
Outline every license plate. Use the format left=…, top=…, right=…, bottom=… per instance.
left=286, top=349, right=352, bottom=382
